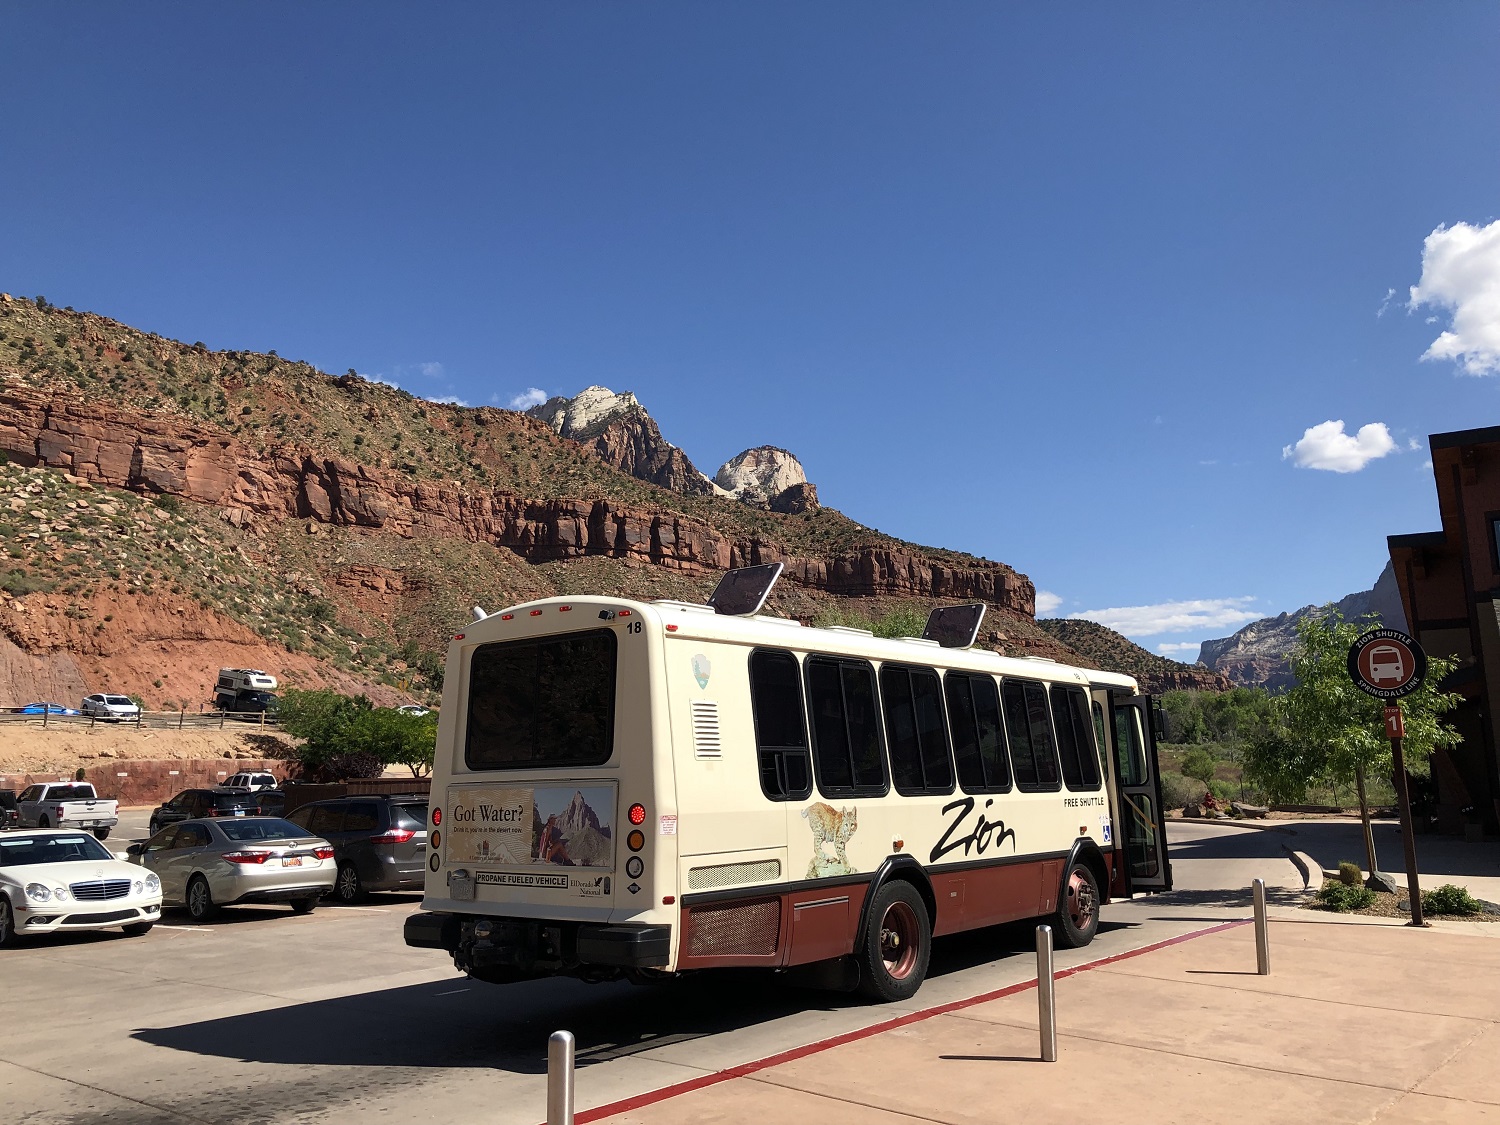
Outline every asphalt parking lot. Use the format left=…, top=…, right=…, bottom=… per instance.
left=0, top=818, right=1302, bottom=1125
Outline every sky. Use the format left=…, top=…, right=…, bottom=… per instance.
left=3, top=4, right=1498, bottom=661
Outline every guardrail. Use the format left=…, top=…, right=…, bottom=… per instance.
left=0, top=708, right=280, bottom=730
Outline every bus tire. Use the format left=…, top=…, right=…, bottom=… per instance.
left=856, top=880, right=931, bottom=1002
left=1053, top=861, right=1101, bottom=949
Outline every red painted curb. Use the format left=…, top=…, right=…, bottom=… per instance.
left=565, top=918, right=1251, bottom=1123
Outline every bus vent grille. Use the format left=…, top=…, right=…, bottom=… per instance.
left=690, top=700, right=722, bottom=759
left=687, top=859, right=781, bottom=891
left=687, top=899, right=780, bottom=957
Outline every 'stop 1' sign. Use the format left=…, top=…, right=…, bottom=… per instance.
left=1347, top=628, right=1427, bottom=700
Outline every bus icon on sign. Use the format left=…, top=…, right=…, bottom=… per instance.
left=1368, top=646, right=1405, bottom=684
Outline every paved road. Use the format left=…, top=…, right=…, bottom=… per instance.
left=0, top=821, right=1302, bottom=1125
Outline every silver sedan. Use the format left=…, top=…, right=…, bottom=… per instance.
left=128, top=817, right=336, bottom=921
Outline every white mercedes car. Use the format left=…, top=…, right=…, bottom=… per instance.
left=0, top=830, right=162, bottom=946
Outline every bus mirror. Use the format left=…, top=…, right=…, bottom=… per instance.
left=1150, top=700, right=1167, bottom=741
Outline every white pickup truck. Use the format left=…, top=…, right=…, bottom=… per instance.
left=16, top=783, right=119, bottom=841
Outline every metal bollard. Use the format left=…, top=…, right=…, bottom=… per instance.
left=547, top=1030, right=576, bottom=1125
left=1253, top=878, right=1270, bottom=975
left=1036, top=924, right=1057, bottom=1062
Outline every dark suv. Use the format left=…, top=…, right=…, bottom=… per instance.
left=148, top=788, right=263, bottom=834
left=286, top=795, right=428, bottom=903
left=0, top=789, right=18, bottom=830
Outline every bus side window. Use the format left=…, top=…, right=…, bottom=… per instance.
left=1002, top=679, right=1061, bottom=791
left=880, top=665, right=954, bottom=796
left=806, top=656, right=888, bottom=798
left=1051, top=685, right=1101, bottom=791
left=749, top=649, right=813, bottom=801
left=945, top=672, right=1011, bottom=793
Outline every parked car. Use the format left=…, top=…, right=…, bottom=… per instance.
left=127, top=817, right=335, bottom=921
left=222, top=772, right=278, bottom=791
left=16, top=783, right=119, bottom=840
left=395, top=704, right=431, bottom=717
left=14, top=702, right=80, bottom=716
left=147, top=789, right=263, bottom=835
left=285, top=795, right=429, bottom=903
left=1, top=829, right=161, bottom=945
left=81, top=693, right=142, bottom=722
left=255, top=790, right=288, bottom=819
left=0, top=791, right=18, bottom=831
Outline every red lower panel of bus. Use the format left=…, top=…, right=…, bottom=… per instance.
left=676, top=851, right=1109, bottom=971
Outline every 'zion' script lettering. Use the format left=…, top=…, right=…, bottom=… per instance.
left=929, top=797, right=1017, bottom=863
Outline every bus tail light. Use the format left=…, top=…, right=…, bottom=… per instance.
left=627, top=803, right=646, bottom=826
left=431, top=807, right=442, bottom=826
left=626, top=830, right=645, bottom=851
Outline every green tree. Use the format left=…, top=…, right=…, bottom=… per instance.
left=1179, top=748, right=1219, bottom=795
left=1244, top=610, right=1461, bottom=878
left=349, top=708, right=438, bottom=778
left=277, top=688, right=374, bottom=771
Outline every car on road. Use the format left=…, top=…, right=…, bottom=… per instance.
left=255, top=790, right=288, bottom=819
left=148, top=788, right=263, bottom=835
left=16, top=782, right=120, bottom=840
left=13, top=702, right=80, bottom=716
left=285, top=795, right=428, bottom=903
left=0, top=829, right=161, bottom=946
left=127, top=818, right=335, bottom=921
left=395, top=704, right=431, bottom=717
left=81, top=693, right=142, bottom=722
left=222, top=772, right=278, bottom=791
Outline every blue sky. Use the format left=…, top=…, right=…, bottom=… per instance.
left=3, top=4, right=1498, bottom=660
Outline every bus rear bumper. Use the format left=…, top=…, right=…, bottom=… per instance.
left=405, top=911, right=671, bottom=975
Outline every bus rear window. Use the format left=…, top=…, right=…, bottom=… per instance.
left=465, top=630, right=618, bottom=770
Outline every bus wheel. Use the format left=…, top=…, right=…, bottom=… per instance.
left=1053, top=862, right=1100, bottom=949
left=856, top=881, right=931, bottom=1002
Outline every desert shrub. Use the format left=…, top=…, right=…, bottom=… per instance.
left=317, top=751, right=384, bottom=781
left=1318, top=882, right=1376, bottom=912
left=1207, top=779, right=1237, bottom=802
left=1180, top=748, right=1218, bottom=788
left=1338, top=861, right=1362, bottom=886
left=1422, top=884, right=1483, bottom=916
left=1159, top=772, right=1197, bottom=810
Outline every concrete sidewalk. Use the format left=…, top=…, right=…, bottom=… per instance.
left=587, top=918, right=1500, bottom=1125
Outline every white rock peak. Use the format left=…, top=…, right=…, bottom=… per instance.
left=532, top=385, right=642, bottom=438
left=715, top=446, right=808, bottom=503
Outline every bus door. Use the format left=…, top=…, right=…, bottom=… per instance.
left=1110, top=694, right=1173, bottom=893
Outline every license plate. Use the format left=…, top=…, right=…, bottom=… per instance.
left=80, top=820, right=102, bottom=827
left=234, top=809, right=245, bottom=816
left=282, top=857, right=302, bottom=867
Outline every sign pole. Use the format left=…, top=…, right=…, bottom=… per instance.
left=1387, top=705, right=1425, bottom=927
left=1349, top=628, right=1430, bottom=929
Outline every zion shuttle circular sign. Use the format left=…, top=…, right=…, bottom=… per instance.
left=1347, top=628, right=1427, bottom=701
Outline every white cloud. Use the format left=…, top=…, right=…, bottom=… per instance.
left=1282, top=420, right=1396, bottom=473
left=1377, top=287, right=1396, bottom=316
left=1420, top=459, right=1433, bottom=471
left=506, top=387, right=548, bottom=411
left=1068, top=596, right=1259, bottom=637
left=1156, top=641, right=1202, bottom=656
left=418, top=362, right=445, bottom=379
left=428, top=394, right=470, bottom=407
left=1034, top=590, right=1062, bottom=615
left=1408, top=220, right=1500, bottom=375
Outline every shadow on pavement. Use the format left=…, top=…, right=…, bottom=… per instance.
left=130, top=917, right=1131, bottom=1072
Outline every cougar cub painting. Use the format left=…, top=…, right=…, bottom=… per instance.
left=802, top=802, right=858, bottom=878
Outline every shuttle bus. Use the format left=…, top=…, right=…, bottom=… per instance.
left=405, top=566, right=1172, bottom=1002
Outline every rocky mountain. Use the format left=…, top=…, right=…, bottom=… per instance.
left=1196, top=563, right=1407, bottom=690
left=556, top=789, right=606, bottom=837
left=530, top=387, right=823, bottom=515
left=1034, top=618, right=1233, bottom=694
left=715, top=446, right=818, bottom=513
left=0, top=295, right=1049, bottom=706
left=528, top=386, right=718, bottom=497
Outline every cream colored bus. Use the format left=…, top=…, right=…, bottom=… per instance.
left=405, top=566, right=1172, bottom=1002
